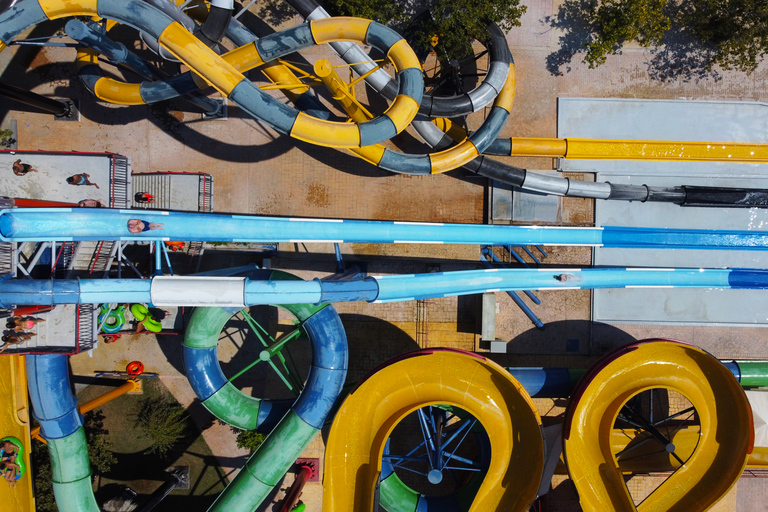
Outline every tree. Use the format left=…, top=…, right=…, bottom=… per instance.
left=234, top=429, right=266, bottom=452
left=324, top=0, right=526, bottom=65
left=83, top=410, right=117, bottom=474
left=134, top=396, right=191, bottom=457
left=583, top=0, right=670, bottom=67
left=580, top=0, right=768, bottom=73
left=681, top=0, right=768, bottom=72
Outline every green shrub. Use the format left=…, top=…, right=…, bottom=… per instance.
left=134, top=396, right=191, bottom=457
left=235, top=430, right=266, bottom=452
left=0, top=129, right=15, bottom=149
left=83, top=410, right=117, bottom=474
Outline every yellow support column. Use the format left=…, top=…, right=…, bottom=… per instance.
left=314, top=59, right=371, bottom=123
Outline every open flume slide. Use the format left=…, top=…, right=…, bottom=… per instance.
left=323, top=348, right=544, bottom=512
left=563, top=339, right=754, bottom=511
left=3, top=208, right=768, bottom=250
left=0, top=355, right=34, bottom=511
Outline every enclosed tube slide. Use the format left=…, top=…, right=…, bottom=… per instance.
left=563, top=340, right=753, bottom=512
left=26, top=354, right=99, bottom=512
left=2, top=208, right=768, bottom=250
left=0, top=0, right=423, bottom=149
left=288, top=0, right=512, bottom=117
left=288, top=0, right=768, bottom=205
left=2, top=267, right=768, bottom=308
left=323, top=348, right=544, bottom=512
left=72, top=4, right=329, bottom=119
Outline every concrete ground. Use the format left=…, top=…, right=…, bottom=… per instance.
left=2, top=0, right=768, bottom=510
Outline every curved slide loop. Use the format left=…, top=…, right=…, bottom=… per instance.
left=293, top=0, right=510, bottom=116
left=182, top=269, right=333, bottom=431
left=563, top=339, right=754, bottom=512
left=72, top=9, right=328, bottom=118
left=0, top=2, right=422, bottom=148
left=355, top=62, right=515, bottom=175
left=183, top=269, right=348, bottom=512
left=323, top=348, right=544, bottom=512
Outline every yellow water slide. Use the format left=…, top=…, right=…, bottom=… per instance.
left=0, top=355, right=35, bottom=511
left=323, top=348, right=544, bottom=512
left=563, top=340, right=753, bottom=512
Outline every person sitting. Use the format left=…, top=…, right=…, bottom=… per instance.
left=6, top=316, right=44, bottom=332
left=0, top=440, right=18, bottom=461
left=66, top=173, right=99, bottom=189
left=1, top=460, right=19, bottom=487
left=78, top=199, right=104, bottom=208
left=127, top=219, right=164, bottom=233
left=12, top=159, right=37, bottom=176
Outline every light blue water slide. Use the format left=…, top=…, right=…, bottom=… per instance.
left=1, top=208, right=768, bottom=249
left=1, top=267, right=767, bottom=308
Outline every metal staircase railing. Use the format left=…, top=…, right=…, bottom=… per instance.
left=111, top=154, right=131, bottom=208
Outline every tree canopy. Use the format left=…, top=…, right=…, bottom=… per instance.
left=582, top=0, right=768, bottom=72
left=583, top=0, right=670, bottom=67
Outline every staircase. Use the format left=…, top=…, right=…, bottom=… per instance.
left=67, top=240, right=118, bottom=277
left=111, top=155, right=132, bottom=208
left=0, top=242, right=15, bottom=276
left=131, top=173, right=172, bottom=210
left=76, top=304, right=98, bottom=352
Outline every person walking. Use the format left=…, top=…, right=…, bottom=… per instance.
left=66, top=173, right=99, bottom=189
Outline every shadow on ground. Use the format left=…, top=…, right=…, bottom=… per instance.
left=78, top=379, right=227, bottom=511
left=544, top=0, right=722, bottom=82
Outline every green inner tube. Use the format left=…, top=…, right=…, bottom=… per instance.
left=129, top=304, right=162, bottom=332
left=98, top=304, right=126, bottom=334
left=0, top=436, right=25, bottom=480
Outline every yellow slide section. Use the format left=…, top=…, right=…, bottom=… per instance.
left=323, top=349, right=544, bottom=512
left=0, top=355, right=34, bottom=511
left=564, top=340, right=753, bottom=512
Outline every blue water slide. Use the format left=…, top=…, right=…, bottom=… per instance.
left=2, top=267, right=768, bottom=308
left=26, top=355, right=100, bottom=512
left=183, top=270, right=348, bottom=512
left=1, top=209, right=768, bottom=250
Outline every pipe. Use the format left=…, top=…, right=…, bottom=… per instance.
left=278, top=464, right=314, bottom=512
left=0, top=80, right=71, bottom=117
left=133, top=470, right=184, bottom=512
